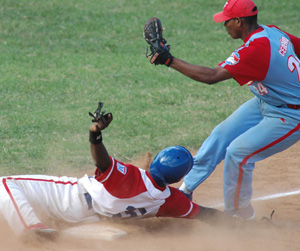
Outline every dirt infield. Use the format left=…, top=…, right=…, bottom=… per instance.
left=1, top=142, right=300, bottom=251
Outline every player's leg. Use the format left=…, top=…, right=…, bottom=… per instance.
left=182, top=97, right=263, bottom=193
left=0, top=175, right=97, bottom=240
left=0, top=177, right=56, bottom=238
left=18, top=175, right=98, bottom=223
left=223, top=115, right=300, bottom=217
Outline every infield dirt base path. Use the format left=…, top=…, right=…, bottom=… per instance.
left=1, top=142, right=300, bottom=251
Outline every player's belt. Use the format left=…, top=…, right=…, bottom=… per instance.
left=287, top=104, right=300, bottom=110
left=277, top=104, right=300, bottom=109
left=84, top=193, right=93, bottom=210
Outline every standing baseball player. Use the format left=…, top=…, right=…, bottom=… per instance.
left=0, top=103, right=233, bottom=242
left=144, top=0, right=300, bottom=219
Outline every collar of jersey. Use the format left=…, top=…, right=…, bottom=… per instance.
left=244, top=26, right=264, bottom=43
left=146, top=171, right=167, bottom=192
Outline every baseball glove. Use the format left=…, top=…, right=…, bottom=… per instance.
left=143, top=17, right=173, bottom=66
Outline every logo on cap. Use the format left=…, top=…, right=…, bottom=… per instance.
left=224, top=0, right=230, bottom=8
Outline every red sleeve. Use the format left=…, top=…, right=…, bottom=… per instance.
left=219, top=37, right=270, bottom=85
left=287, top=33, right=300, bottom=56
left=267, top=25, right=300, bottom=56
left=94, top=157, right=148, bottom=199
left=156, top=187, right=200, bottom=218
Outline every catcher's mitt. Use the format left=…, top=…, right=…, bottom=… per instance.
left=143, top=17, right=173, bottom=66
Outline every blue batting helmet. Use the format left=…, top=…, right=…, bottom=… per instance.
left=149, top=146, right=193, bottom=187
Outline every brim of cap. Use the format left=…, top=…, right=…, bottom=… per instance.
left=213, top=11, right=232, bottom=23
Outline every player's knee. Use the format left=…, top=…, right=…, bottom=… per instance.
left=212, top=122, right=233, bottom=139
left=225, top=141, right=244, bottom=162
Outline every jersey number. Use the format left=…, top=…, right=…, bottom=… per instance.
left=253, top=55, right=300, bottom=95
left=253, top=82, right=269, bottom=96
left=112, top=206, right=147, bottom=218
left=288, top=55, right=300, bottom=83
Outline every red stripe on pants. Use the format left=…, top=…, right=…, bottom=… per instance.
left=234, top=123, right=300, bottom=209
left=2, top=178, right=28, bottom=229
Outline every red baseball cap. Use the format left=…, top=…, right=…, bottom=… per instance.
left=213, top=0, right=258, bottom=23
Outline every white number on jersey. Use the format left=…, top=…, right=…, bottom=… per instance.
left=287, top=55, right=300, bottom=83
left=112, top=206, right=147, bottom=218
left=253, top=82, right=269, bottom=96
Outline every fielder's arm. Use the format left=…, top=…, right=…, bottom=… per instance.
left=89, top=114, right=113, bottom=173
left=170, top=57, right=232, bottom=85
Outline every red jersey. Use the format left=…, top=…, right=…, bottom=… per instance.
left=219, top=25, right=300, bottom=86
left=79, top=157, right=200, bottom=219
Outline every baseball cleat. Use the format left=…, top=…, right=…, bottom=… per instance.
left=179, top=189, right=193, bottom=201
left=26, top=223, right=59, bottom=241
left=224, top=204, right=255, bottom=220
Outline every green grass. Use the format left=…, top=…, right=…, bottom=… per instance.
left=0, top=0, right=299, bottom=175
